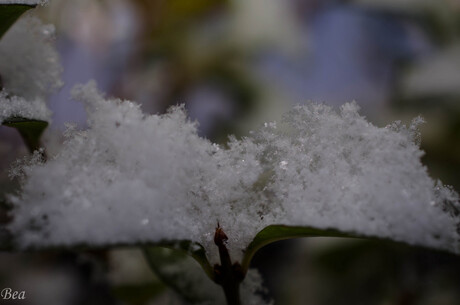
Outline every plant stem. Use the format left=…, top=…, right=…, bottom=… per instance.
left=213, top=224, right=245, bottom=305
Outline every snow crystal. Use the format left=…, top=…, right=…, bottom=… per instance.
left=8, top=82, right=460, bottom=264
left=0, top=16, right=62, bottom=100
left=0, top=91, right=51, bottom=122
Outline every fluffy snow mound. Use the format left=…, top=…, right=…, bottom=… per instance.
left=9, top=82, right=460, bottom=263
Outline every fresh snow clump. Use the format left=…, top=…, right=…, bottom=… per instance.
left=9, top=82, right=460, bottom=263
left=10, top=82, right=224, bottom=258
left=258, top=103, right=459, bottom=254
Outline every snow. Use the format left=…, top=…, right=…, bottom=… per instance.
left=0, top=0, right=47, bottom=5
left=0, top=16, right=61, bottom=123
left=0, top=16, right=62, bottom=100
left=8, top=82, right=460, bottom=263
left=0, top=91, right=51, bottom=122
left=240, top=269, right=273, bottom=305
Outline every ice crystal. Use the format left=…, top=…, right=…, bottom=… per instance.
left=9, top=82, right=460, bottom=264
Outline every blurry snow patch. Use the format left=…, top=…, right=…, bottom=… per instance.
left=0, top=16, right=62, bottom=100
left=241, top=269, right=273, bottom=305
left=9, top=82, right=460, bottom=264
left=0, top=91, right=51, bottom=122
left=0, top=0, right=47, bottom=4
left=402, top=43, right=460, bottom=98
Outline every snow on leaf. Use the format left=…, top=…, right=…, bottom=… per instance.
left=8, top=82, right=460, bottom=265
left=0, top=91, right=51, bottom=123
left=0, top=14, right=61, bottom=151
left=0, top=15, right=62, bottom=100
left=0, top=91, right=50, bottom=153
left=0, top=0, right=47, bottom=4
left=2, top=117, right=48, bottom=152
left=0, top=3, right=36, bottom=39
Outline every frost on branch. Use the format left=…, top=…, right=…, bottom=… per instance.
left=8, top=82, right=460, bottom=263
left=0, top=16, right=61, bottom=123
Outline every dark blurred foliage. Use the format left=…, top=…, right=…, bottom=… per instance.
left=118, top=0, right=259, bottom=142
left=384, top=3, right=460, bottom=190
left=311, top=240, right=460, bottom=305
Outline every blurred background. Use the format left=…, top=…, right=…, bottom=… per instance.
left=1, top=0, right=460, bottom=304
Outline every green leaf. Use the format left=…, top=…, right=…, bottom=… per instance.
left=2, top=117, right=48, bottom=152
left=241, top=225, right=353, bottom=273
left=143, top=246, right=224, bottom=304
left=0, top=4, right=36, bottom=39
